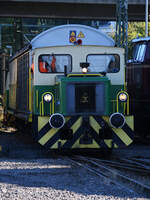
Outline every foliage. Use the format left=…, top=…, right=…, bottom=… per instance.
left=128, top=22, right=150, bottom=58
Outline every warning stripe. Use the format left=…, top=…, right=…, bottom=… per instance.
left=38, top=116, right=80, bottom=148
left=89, top=116, right=110, bottom=148
left=71, top=117, right=82, bottom=133
left=89, top=116, right=102, bottom=133
left=39, top=128, right=59, bottom=146
left=111, top=123, right=134, bottom=147
left=37, top=115, right=134, bottom=149
left=112, top=131, right=127, bottom=147
left=112, top=127, right=132, bottom=146
left=102, top=116, right=134, bottom=147
left=62, top=126, right=83, bottom=149
left=62, top=117, right=82, bottom=148
left=122, top=123, right=134, bottom=140
left=65, top=116, right=80, bottom=130
left=88, top=126, right=108, bottom=148
left=62, top=117, right=108, bottom=149
left=104, top=140, right=114, bottom=148
left=38, top=122, right=52, bottom=140
left=39, top=117, right=75, bottom=147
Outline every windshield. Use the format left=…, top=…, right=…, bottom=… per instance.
left=86, top=54, right=120, bottom=73
left=132, top=43, right=146, bottom=62
left=38, top=54, right=72, bottom=73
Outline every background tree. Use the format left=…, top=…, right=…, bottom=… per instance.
left=128, top=22, right=150, bottom=58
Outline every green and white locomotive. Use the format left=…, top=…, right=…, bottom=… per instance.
left=4, top=24, right=134, bottom=151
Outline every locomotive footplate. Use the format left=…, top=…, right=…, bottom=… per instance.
left=35, top=115, right=134, bottom=150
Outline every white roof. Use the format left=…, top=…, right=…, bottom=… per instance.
left=132, top=37, right=150, bottom=43
left=31, top=24, right=115, bottom=49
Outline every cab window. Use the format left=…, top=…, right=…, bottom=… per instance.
left=86, top=54, right=120, bottom=73
left=133, top=43, right=146, bottom=62
left=38, top=54, right=72, bottom=73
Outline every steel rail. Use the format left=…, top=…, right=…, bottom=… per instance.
left=120, top=158, right=150, bottom=171
left=91, top=157, right=150, bottom=174
left=65, top=156, right=133, bottom=192
left=73, top=155, right=150, bottom=198
left=97, top=161, right=149, bottom=174
left=129, top=158, right=150, bottom=165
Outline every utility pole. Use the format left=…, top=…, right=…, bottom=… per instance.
left=2, top=52, right=6, bottom=97
left=116, top=0, right=128, bottom=61
left=145, top=0, right=149, bottom=37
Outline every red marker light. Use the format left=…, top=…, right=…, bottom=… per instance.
left=77, top=39, right=82, bottom=45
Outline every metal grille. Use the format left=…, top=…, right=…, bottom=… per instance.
left=75, top=84, right=96, bottom=113
left=66, top=82, right=105, bottom=115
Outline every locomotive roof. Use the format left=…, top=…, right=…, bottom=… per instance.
left=10, top=24, right=115, bottom=61
left=31, top=24, right=115, bottom=48
left=132, top=37, right=150, bottom=43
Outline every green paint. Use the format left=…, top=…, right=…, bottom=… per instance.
left=110, top=85, right=125, bottom=113
left=56, top=76, right=111, bottom=115
left=33, top=76, right=126, bottom=116
left=33, top=85, right=59, bottom=115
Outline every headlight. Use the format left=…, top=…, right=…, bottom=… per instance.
left=82, top=67, right=88, bottom=73
left=43, top=93, right=52, bottom=102
left=118, top=92, right=127, bottom=102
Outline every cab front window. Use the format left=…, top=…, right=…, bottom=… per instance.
left=38, top=54, right=72, bottom=73
left=87, top=54, right=120, bottom=73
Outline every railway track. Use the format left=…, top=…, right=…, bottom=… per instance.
left=91, top=157, right=150, bottom=174
left=66, top=155, right=150, bottom=198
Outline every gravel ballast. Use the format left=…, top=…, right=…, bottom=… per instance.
left=0, top=158, right=147, bottom=200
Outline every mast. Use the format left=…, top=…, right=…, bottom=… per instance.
left=116, top=0, right=128, bottom=61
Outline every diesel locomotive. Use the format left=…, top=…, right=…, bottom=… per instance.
left=4, top=24, right=134, bottom=151
left=127, top=37, right=150, bottom=139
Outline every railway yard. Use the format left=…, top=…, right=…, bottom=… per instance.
left=0, top=126, right=150, bottom=199
left=0, top=1, right=150, bottom=199
left=0, top=17, right=150, bottom=200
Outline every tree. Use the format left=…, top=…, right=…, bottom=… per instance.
left=128, top=22, right=150, bottom=58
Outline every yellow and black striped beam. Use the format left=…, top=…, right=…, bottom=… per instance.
left=35, top=115, right=134, bottom=150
